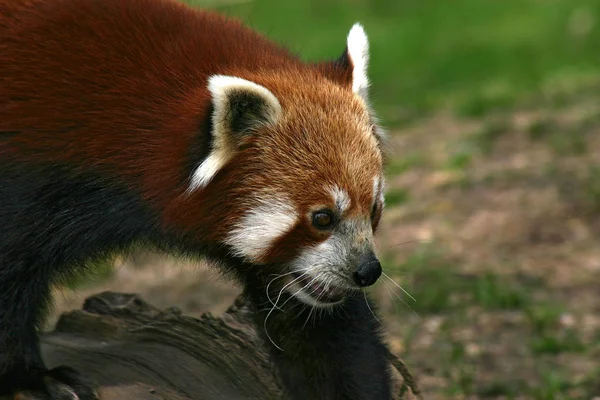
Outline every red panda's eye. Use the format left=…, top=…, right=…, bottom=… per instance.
left=312, top=210, right=335, bottom=230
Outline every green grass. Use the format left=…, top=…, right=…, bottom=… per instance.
left=390, top=246, right=590, bottom=397
left=471, top=119, right=511, bottom=154
left=530, top=369, right=573, bottom=400
left=185, top=0, right=600, bottom=124
left=445, top=340, right=476, bottom=396
left=384, top=188, right=410, bottom=206
left=528, top=118, right=557, bottom=140
left=445, top=147, right=473, bottom=170
left=580, top=366, right=600, bottom=397
left=385, top=153, right=425, bottom=175
left=476, top=381, right=520, bottom=398
left=525, top=303, right=586, bottom=355
left=584, top=166, right=600, bottom=212
left=554, top=164, right=600, bottom=214
left=528, top=117, right=589, bottom=155
left=525, top=303, right=564, bottom=334
left=530, top=331, right=585, bottom=355
left=472, top=273, right=531, bottom=310
left=389, top=245, right=531, bottom=314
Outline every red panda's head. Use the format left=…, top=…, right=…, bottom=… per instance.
left=184, top=24, right=385, bottom=307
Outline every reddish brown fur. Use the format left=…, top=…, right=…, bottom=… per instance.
left=1, top=0, right=382, bottom=264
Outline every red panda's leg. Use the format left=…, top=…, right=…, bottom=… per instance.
left=0, top=163, right=118, bottom=399
left=0, top=159, right=156, bottom=398
left=0, top=262, right=50, bottom=392
left=245, top=282, right=392, bottom=400
left=0, top=262, right=98, bottom=399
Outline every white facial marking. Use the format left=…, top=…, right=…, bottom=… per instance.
left=225, top=195, right=297, bottom=262
left=347, top=23, right=370, bottom=98
left=329, top=185, right=351, bottom=213
left=188, top=75, right=281, bottom=192
left=379, top=177, right=386, bottom=206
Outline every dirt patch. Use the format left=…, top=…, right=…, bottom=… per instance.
left=372, top=103, right=600, bottom=398
left=49, top=254, right=241, bottom=329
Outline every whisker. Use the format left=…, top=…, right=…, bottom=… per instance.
left=313, top=306, right=322, bottom=325
left=381, top=275, right=420, bottom=318
left=301, top=305, right=315, bottom=330
left=382, top=271, right=416, bottom=302
left=363, top=290, right=381, bottom=324
left=390, top=239, right=430, bottom=247
left=263, top=303, right=284, bottom=351
left=318, top=275, right=335, bottom=312
left=381, top=279, right=399, bottom=313
left=279, top=274, right=319, bottom=309
left=266, top=270, right=298, bottom=308
left=262, top=272, right=307, bottom=352
left=272, top=272, right=307, bottom=310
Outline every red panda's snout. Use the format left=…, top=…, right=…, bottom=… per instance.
left=280, top=214, right=383, bottom=308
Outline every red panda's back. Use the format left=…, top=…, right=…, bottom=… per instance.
left=1, top=0, right=297, bottom=91
left=0, top=0, right=300, bottom=172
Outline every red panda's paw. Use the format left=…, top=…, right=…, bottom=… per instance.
left=44, top=366, right=98, bottom=400
left=9, top=366, right=99, bottom=400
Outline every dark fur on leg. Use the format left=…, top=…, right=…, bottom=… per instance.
left=246, top=279, right=392, bottom=400
left=0, top=164, right=157, bottom=397
left=0, top=266, right=50, bottom=394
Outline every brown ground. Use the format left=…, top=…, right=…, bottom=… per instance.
left=50, top=98, right=600, bottom=399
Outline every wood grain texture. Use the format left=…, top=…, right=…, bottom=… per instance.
left=33, top=292, right=421, bottom=400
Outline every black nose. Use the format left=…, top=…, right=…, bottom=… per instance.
left=353, top=251, right=382, bottom=287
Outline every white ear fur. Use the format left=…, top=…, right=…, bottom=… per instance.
left=188, top=75, right=281, bottom=192
left=347, top=23, right=370, bottom=98
left=207, top=75, right=281, bottom=127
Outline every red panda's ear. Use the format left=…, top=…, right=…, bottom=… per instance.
left=188, top=75, right=281, bottom=191
left=316, top=23, right=370, bottom=100
left=208, top=75, right=281, bottom=137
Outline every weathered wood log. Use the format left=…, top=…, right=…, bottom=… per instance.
left=37, top=292, right=421, bottom=399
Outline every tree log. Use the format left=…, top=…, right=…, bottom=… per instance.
left=37, top=292, right=421, bottom=399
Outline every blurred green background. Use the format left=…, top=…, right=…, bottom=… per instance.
left=53, top=1, right=600, bottom=399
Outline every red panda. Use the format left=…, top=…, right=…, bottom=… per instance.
left=0, top=0, right=391, bottom=399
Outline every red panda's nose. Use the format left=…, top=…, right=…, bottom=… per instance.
left=353, top=251, right=382, bottom=287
